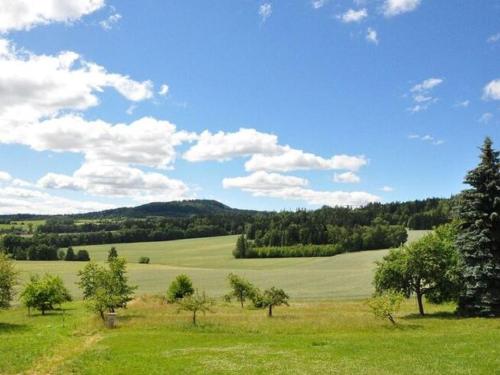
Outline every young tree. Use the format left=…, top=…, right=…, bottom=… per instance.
left=167, top=274, right=194, bottom=303
left=0, top=253, right=17, bottom=309
left=232, top=234, right=248, bottom=258
left=176, top=290, right=215, bottom=325
left=368, top=291, right=404, bottom=325
left=20, top=274, right=71, bottom=315
left=76, top=249, right=90, bottom=261
left=77, top=258, right=136, bottom=320
left=107, top=247, right=118, bottom=262
left=64, top=247, right=75, bottom=261
left=253, top=287, right=289, bottom=317
left=455, top=137, right=500, bottom=317
left=226, top=273, right=255, bottom=308
left=374, top=225, right=462, bottom=316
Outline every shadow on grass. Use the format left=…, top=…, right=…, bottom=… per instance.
left=402, top=311, right=459, bottom=320
left=0, top=322, right=29, bottom=333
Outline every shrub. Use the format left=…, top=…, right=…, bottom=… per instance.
left=368, top=291, right=404, bottom=325
left=76, top=250, right=90, bottom=261
left=20, top=274, right=71, bottom=315
left=138, top=256, right=150, bottom=264
left=65, top=247, right=75, bottom=261
left=107, top=247, right=118, bottom=262
left=249, top=244, right=343, bottom=258
left=167, top=274, right=194, bottom=303
left=0, top=253, right=17, bottom=309
left=176, top=289, right=215, bottom=325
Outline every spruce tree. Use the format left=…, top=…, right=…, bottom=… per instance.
left=456, top=137, right=500, bottom=317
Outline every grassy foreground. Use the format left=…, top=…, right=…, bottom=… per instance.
left=14, top=231, right=429, bottom=301
left=1, top=298, right=498, bottom=374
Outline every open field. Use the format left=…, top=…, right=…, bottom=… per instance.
left=14, top=231, right=429, bottom=300
left=1, top=298, right=499, bottom=375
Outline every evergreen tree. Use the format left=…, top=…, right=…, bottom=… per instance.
left=64, top=247, right=75, bottom=261
left=107, top=247, right=118, bottom=262
left=232, top=234, right=247, bottom=258
left=456, top=137, right=500, bottom=317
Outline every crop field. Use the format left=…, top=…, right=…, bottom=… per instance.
left=14, top=231, right=429, bottom=301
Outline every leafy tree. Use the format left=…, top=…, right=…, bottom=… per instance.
left=232, top=234, right=248, bottom=258
left=76, top=249, right=90, bottom=261
left=0, top=253, right=17, bottom=309
left=65, top=247, right=75, bottom=261
left=253, top=287, right=289, bottom=317
left=167, top=274, right=194, bottom=303
left=20, top=274, right=71, bottom=315
left=226, top=273, right=255, bottom=307
left=77, top=258, right=136, bottom=320
left=368, top=291, right=404, bottom=325
left=138, top=256, right=150, bottom=264
left=455, top=137, right=500, bottom=317
left=107, top=246, right=118, bottom=262
left=176, top=289, right=215, bottom=325
left=374, top=225, right=462, bottom=315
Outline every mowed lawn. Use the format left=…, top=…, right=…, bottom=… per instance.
left=14, top=231, right=430, bottom=300
left=1, top=299, right=498, bottom=375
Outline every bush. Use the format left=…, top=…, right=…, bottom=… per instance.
left=65, top=247, right=75, bottom=261
left=138, top=256, right=150, bottom=264
left=176, top=289, right=215, bottom=325
left=76, top=250, right=90, bottom=261
left=247, top=244, right=343, bottom=258
left=167, top=274, right=194, bottom=303
left=368, top=291, right=404, bottom=325
left=20, top=274, right=71, bottom=315
left=0, top=253, right=17, bottom=309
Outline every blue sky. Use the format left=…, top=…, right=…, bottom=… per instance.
left=0, top=0, right=498, bottom=214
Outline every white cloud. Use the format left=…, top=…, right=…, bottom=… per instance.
left=408, top=78, right=443, bottom=112
left=100, top=13, right=121, bottom=30
left=224, top=172, right=379, bottom=207
left=259, top=3, right=272, bottom=23
left=366, top=28, right=379, bottom=45
left=0, top=170, right=12, bottom=181
left=0, top=0, right=106, bottom=33
left=339, top=9, right=368, bottom=23
left=478, top=112, right=493, bottom=124
left=408, top=134, right=444, bottom=146
left=333, top=171, right=361, bottom=184
left=455, top=100, right=470, bottom=108
left=39, top=162, right=192, bottom=202
left=245, top=149, right=368, bottom=172
left=487, top=33, right=500, bottom=44
left=158, top=84, right=169, bottom=96
left=380, top=186, right=394, bottom=192
left=483, top=79, right=500, bottom=101
left=311, top=0, right=328, bottom=9
left=383, top=0, right=421, bottom=17
left=0, top=39, right=153, bottom=125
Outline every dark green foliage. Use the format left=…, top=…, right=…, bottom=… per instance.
left=20, top=274, right=71, bottom=315
left=138, top=256, right=150, bottom=264
left=226, top=273, right=256, bottom=307
left=76, top=250, right=90, bottom=261
left=107, top=247, right=118, bottom=262
left=456, top=137, right=500, bottom=317
left=252, top=287, right=289, bottom=317
left=232, top=235, right=248, bottom=258
left=374, top=224, right=462, bottom=315
left=249, top=244, right=343, bottom=258
left=77, top=258, right=136, bottom=320
left=64, top=247, right=75, bottom=261
left=167, top=274, right=194, bottom=303
left=0, top=253, right=17, bottom=309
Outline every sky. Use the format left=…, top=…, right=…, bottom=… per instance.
left=0, top=0, right=498, bottom=214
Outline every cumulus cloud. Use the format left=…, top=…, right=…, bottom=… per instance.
left=408, top=77, right=443, bottom=112
left=0, top=0, right=106, bottom=33
left=333, top=171, right=361, bottom=184
left=483, top=79, right=500, bottom=101
left=0, top=39, right=153, bottom=125
left=366, top=28, right=379, bottom=45
left=383, top=0, right=421, bottom=17
left=0, top=170, right=11, bottom=181
left=223, top=172, right=379, bottom=207
left=158, top=84, right=169, bottom=96
left=339, top=8, right=368, bottom=23
left=259, top=3, right=272, bottom=23
left=100, top=12, right=121, bottom=30
left=38, top=162, right=192, bottom=202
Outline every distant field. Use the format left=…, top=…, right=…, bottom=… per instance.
left=0, top=219, right=45, bottom=231
left=14, top=231, right=430, bottom=301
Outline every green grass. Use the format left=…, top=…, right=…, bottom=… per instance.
left=14, top=231, right=430, bottom=301
left=0, top=219, right=45, bottom=230
left=1, top=299, right=498, bottom=375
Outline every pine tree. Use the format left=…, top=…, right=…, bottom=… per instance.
left=456, top=137, right=500, bottom=317
left=232, top=234, right=247, bottom=258
left=107, top=247, right=118, bottom=262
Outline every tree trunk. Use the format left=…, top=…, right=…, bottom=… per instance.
left=100, top=310, right=105, bottom=321
left=416, top=292, right=425, bottom=316
left=268, top=305, right=273, bottom=317
left=193, top=311, right=197, bottom=325
left=240, top=298, right=244, bottom=308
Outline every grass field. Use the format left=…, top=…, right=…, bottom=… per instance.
left=14, top=231, right=429, bottom=300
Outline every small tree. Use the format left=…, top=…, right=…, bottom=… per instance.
left=253, top=287, right=289, bottom=317
left=65, top=247, right=75, bottom=261
left=20, top=274, right=71, bottom=315
left=76, top=249, right=90, bottom=261
left=226, top=273, right=255, bottom=308
left=138, top=256, right=150, bottom=264
left=107, top=247, right=118, bottom=262
left=232, top=234, right=248, bottom=258
left=176, top=290, right=215, bottom=325
left=77, top=258, right=136, bottom=320
left=167, top=274, right=194, bottom=303
left=368, top=291, right=404, bottom=325
left=0, top=253, right=17, bottom=309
